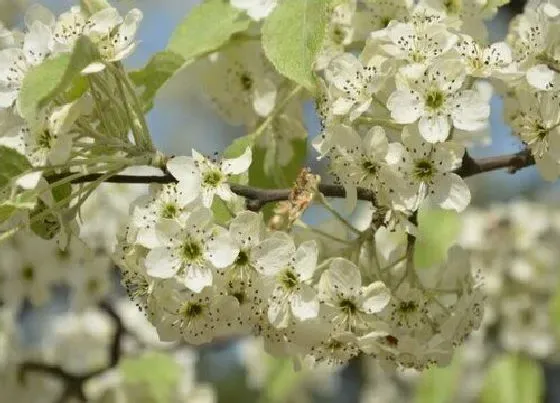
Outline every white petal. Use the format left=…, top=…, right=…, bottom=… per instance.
left=320, top=258, right=361, bottom=299
left=527, top=64, right=556, bottom=91
left=359, top=281, right=391, bottom=314
left=229, top=210, right=264, bottom=247
left=185, top=264, right=213, bottom=293
left=418, top=115, right=450, bottom=143
left=145, top=248, right=178, bottom=278
left=293, top=240, right=318, bottom=280
left=81, top=62, right=106, bottom=74
left=331, top=97, right=354, bottom=116
left=291, top=286, right=319, bottom=320
left=387, top=90, right=422, bottom=124
left=221, top=147, right=252, bottom=175
left=431, top=173, right=471, bottom=212
left=253, top=232, right=295, bottom=275
left=268, top=290, right=291, bottom=328
left=205, top=226, right=238, bottom=268
left=363, top=126, right=388, bottom=157
left=253, top=79, right=277, bottom=117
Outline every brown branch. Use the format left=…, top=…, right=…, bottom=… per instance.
left=45, top=149, right=535, bottom=209
left=18, top=300, right=126, bottom=402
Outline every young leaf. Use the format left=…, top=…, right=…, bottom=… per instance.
left=415, top=352, right=462, bottom=403
left=19, top=36, right=98, bottom=121
left=120, top=352, right=181, bottom=403
left=0, top=146, right=32, bottom=190
left=167, top=0, right=251, bottom=64
left=129, top=51, right=185, bottom=112
left=481, top=354, right=543, bottom=403
left=262, top=0, right=330, bottom=92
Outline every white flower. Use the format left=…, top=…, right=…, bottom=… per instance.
left=456, top=34, right=513, bottom=78
left=508, top=90, right=560, bottom=180
left=4, top=98, right=86, bottom=166
left=150, top=283, right=233, bottom=345
left=201, top=41, right=277, bottom=126
left=392, top=127, right=471, bottom=212
left=166, top=147, right=252, bottom=208
left=387, top=61, right=490, bottom=142
left=52, top=6, right=87, bottom=53
left=82, top=8, right=143, bottom=72
left=318, top=257, right=391, bottom=332
left=321, top=125, right=406, bottom=205
left=230, top=0, right=277, bottom=20
left=325, top=52, right=388, bottom=121
left=131, top=183, right=191, bottom=248
left=375, top=18, right=457, bottom=66
left=144, top=208, right=238, bottom=292
left=0, top=16, right=53, bottom=109
left=254, top=234, right=320, bottom=328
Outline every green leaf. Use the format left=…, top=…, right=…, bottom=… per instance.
left=0, top=146, right=32, bottom=191
left=30, top=199, right=61, bottom=240
left=481, top=354, right=543, bottom=403
left=129, top=51, right=185, bottom=111
left=550, top=284, right=560, bottom=340
left=262, top=357, right=300, bottom=403
left=415, top=353, right=462, bottom=403
left=167, top=0, right=250, bottom=63
left=414, top=207, right=461, bottom=269
left=223, top=135, right=256, bottom=159
left=262, top=0, right=331, bottom=91
left=120, top=352, right=181, bottom=403
left=19, top=36, right=98, bottom=121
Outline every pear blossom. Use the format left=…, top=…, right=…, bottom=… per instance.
left=251, top=232, right=320, bottom=327
left=144, top=207, right=237, bottom=292
left=456, top=35, right=513, bottom=78
left=166, top=147, right=252, bottom=208
left=319, top=258, right=391, bottom=332
left=201, top=41, right=277, bottom=126
left=508, top=90, right=560, bottom=180
left=387, top=61, right=490, bottom=142
left=325, top=52, right=389, bottom=121
left=392, top=127, right=471, bottom=212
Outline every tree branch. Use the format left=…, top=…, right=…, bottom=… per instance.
left=18, top=300, right=126, bottom=402
left=45, top=149, right=535, bottom=208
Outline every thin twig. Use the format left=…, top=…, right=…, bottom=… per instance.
left=44, top=149, right=536, bottom=209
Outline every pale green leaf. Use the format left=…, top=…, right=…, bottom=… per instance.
left=262, top=0, right=330, bottom=91
left=262, top=357, right=300, bottom=403
left=0, top=146, right=32, bottom=190
left=167, top=0, right=250, bottom=63
left=120, top=352, right=180, bottom=403
left=223, top=135, right=255, bottom=159
left=481, top=354, right=543, bottom=403
left=414, top=207, right=461, bottom=269
left=415, top=352, right=462, bottom=403
left=129, top=51, right=185, bottom=111
left=19, top=36, right=98, bottom=121
left=30, top=199, right=61, bottom=240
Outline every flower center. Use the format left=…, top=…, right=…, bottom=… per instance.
left=232, top=291, right=246, bottom=304
left=161, top=203, right=178, bottom=219
left=87, top=278, right=100, bottom=294
left=240, top=72, right=253, bottom=91
left=425, top=90, right=445, bottom=109
left=203, top=170, right=223, bottom=187
left=398, top=300, right=418, bottom=314
left=38, top=130, right=53, bottom=149
left=280, top=268, right=298, bottom=289
left=21, top=266, right=34, bottom=282
left=180, top=302, right=204, bottom=318
left=332, top=25, right=345, bottom=45
left=536, top=124, right=548, bottom=140
left=414, top=159, right=435, bottom=179
left=443, top=0, right=462, bottom=14
left=339, top=298, right=358, bottom=315
left=181, top=239, right=202, bottom=261
left=235, top=250, right=249, bottom=267
left=362, top=160, right=378, bottom=175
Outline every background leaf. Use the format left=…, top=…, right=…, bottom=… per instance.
left=262, top=0, right=330, bottom=91
left=0, top=146, right=32, bottom=191
left=414, top=352, right=462, bottom=403
left=129, top=51, right=185, bottom=112
left=120, top=352, right=181, bottom=403
left=480, top=354, right=543, bottom=403
left=414, top=207, right=461, bottom=268
left=167, top=0, right=250, bottom=63
left=19, top=36, right=98, bottom=121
